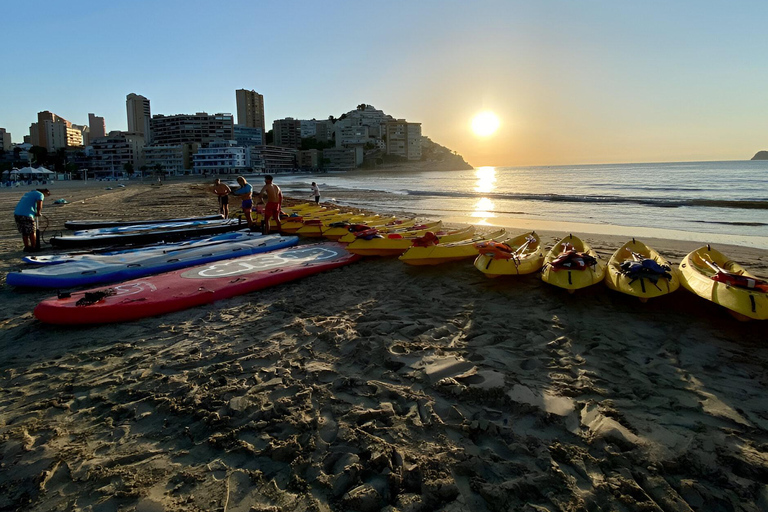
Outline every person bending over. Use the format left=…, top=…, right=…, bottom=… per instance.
left=310, top=182, right=320, bottom=203
left=14, top=188, right=51, bottom=252
left=259, top=175, right=283, bottom=234
left=212, top=178, right=232, bottom=218
left=231, top=176, right=254, bottom=227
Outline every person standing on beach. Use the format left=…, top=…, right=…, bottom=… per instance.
left=259, top=175, right=283, bottom=234
left=231, top=176, right=254, bottom=227
left=14, top=188, right=51, bottom=252
left=310, top=182, right=320, bottom=204
left=212, top=178, right=231, bottom=218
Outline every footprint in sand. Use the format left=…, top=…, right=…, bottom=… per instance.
left=319, top=408, right=338, bottom=443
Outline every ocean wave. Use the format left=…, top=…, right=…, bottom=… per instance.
left=404, top=190, right=768, bottom=210
left=692, top=220, right=768, bottom=227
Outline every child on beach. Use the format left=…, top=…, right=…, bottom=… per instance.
left=212, top=178, right=231, bottom=218
left=14, top=188, right=51, bottom=252
left=231, top=176, right=254, bottom=227
left=259, top=175, right=283, bottom=235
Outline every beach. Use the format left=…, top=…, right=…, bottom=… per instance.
left=1, top=178, right=767, bottom=512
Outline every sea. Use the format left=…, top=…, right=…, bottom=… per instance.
left=275, top=161, right=768, bottom=249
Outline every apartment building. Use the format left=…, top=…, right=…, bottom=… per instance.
left=299, top=120, right=317, bottom=138
left=234, top=125, right=264, bottom=147
left=90, top=131, right=145, bottom=176
left=298, top=149, right=320, bottom=170
left=150, top=113, right=234, bottom=146
left=143, top=143, right=198, bottom=175
left=0, top=128, right=11, bottom=151
left=192, top=140, right=248, bottom=175
left=322, top=147, right=357, bottom=170
left=272, top=118, right=302, bottom=149
left=33, top=111, right=84, bottom=151
left=126, top=93, right=151, bottom=141
left=249, top=145, right=298, bottom=173
left=89, top=113, right=106, bottom=140
left=314, top=120, right=333, bottom=143
left=235, top=89, right=265, bottom=132
left=385, top=120, right=422, bottom=161
left=335, top=125, right=369, bottom=148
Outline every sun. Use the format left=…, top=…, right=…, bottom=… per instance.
left=471, top=111, right=500, bottom=137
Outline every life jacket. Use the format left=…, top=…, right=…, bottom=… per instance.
left=412, top=232, right=439, bottom=247
left=355, top=228, right=381, bottom=240
left=619, top=259, right=672, bottom=283
left=347, top=224, right=371, bottom=233
left=474, top=241, right=515, bottom=260
left=387, top=233, right=403, bottom=239
left=328, top=221, right=351, bottom=228
left=712, top=272, right=768, bottom=292
left=550, top=250, right=597, bottom=271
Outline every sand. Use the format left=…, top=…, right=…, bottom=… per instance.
left=1, top=178, right=767, bottom=512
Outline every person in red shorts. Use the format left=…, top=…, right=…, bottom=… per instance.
left=259, top=175, right=283, bottom=234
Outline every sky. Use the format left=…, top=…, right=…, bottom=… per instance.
left=2, top=0, right=768, bottom=167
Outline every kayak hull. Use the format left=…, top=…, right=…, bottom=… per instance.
left=473, top=231, right=544, bottom=277
left=679, top=246, right=768, bottom=320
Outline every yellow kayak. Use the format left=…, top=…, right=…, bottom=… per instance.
left=473, top=231, right=545, bottom=277
left=679, top=245, right=768, bottom=320
left=279, top=209, right=342, bottom=233
left=295, top=213, right=369, bottom=237
left=541, top=234, right=606, bottom=291
left=339, top=220, right=439, bottom=243
left=346, top=226, right=475, bottom=257
left=400, top=228, right=506, bottom=266
left=605, top=239, right=679, bottom=300
left=321, top=216, right=398, bottom=241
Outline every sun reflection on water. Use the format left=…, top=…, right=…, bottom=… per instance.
left=473, top=167, right=497, bottom=221
left=475, top=166, right=496, bottom=193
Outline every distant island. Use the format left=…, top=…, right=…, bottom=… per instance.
left=751, top=151, right=768, bottom=160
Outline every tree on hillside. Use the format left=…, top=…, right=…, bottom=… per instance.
left=357, top=104, right=367, bottom=111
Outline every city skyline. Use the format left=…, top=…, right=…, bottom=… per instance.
left=2, top=0, right=768, bottom=166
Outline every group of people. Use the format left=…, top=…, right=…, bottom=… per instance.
left=12, top=176, right=322, bottom=251
left=212, top=176, right=321, bottom=234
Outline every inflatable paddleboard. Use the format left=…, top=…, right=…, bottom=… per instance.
left=65, top=214, right=224, bottom=230
left=50, top=219, right=246, bottom=248
left=34, top=243, right=360, bottom=324
left=23, top=231, right=257, bottom=265
left=10, top=234, right=297, bottom=288
left=72, top=218, right=233, bottom=236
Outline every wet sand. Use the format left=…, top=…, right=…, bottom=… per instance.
left=1, top=179, right=767, bottom=512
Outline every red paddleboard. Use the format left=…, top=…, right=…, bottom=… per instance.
left=35, top=243, right=359, bottom=324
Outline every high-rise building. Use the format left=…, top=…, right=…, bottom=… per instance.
left=235, top=89, right=265, bottom=132
left=126, top=93, right=151, bottom=141
left=272, top=118, right=301, bottom=149
left=150, top=113, right=234, bottom=146
left=0, top=128, right=11, bottom=151
left=88, top=113, right=106, bottom=140
left=34, top=111, right=83, bottom=151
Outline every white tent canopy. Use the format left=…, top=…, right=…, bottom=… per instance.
left=16, top=166, right=54, bottom=175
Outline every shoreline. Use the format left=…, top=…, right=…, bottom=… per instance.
left=1, top=180, right=767, bottom=511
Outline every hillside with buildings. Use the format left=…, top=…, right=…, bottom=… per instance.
left=0, top=95, right=472, bottom=179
